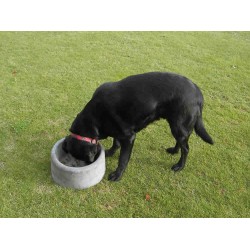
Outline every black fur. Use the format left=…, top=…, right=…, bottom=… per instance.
left=63, top=72, right=214, bottom=181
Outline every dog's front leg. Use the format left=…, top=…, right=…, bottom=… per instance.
left=105, top=138, right=121, bottom=157
left=108, top=134, right=136, bottom=181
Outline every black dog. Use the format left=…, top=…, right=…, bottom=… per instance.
left=63, top=72, right=214, bottom=181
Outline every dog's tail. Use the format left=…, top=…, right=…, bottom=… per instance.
left=194, top=115, right=214, bottom=145
left=194, top=96, right=214, bottom=146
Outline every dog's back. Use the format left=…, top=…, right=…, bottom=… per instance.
left=93, top=72, right=203, bottom=127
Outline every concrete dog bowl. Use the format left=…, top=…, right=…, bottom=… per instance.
left=51, top=138, right=105, bottom=189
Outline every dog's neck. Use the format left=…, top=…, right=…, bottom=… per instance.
left=70, top=113, right=99, bottom=138
left=70, top=99, right=110, bottom=140
left=71, top=133, right=98, bottom=144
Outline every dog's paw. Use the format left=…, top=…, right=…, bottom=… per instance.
left=166, top=147, right=179, bottom=155
left=108, top=171, right=122, bottom=181
left=171, top=164, right=184, bottom=172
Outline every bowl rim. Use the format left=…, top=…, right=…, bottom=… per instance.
left=51, top=138, right=105, bottom=172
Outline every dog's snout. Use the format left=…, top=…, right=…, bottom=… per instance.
left=88, top=153, right=95, bottom=163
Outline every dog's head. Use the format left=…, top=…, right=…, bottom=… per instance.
left=62, top=135, right=101, bottom=164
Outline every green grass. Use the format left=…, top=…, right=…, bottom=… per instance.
left=0, top=32, right=249, bottom=217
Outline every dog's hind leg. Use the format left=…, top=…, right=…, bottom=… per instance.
left=168, top=115, right=195, bottom=171
left=166, top=141, right=180, bottom=155
left=171, top=136, right=189, bottom=172
left=105, top=138, right=121, bottom=157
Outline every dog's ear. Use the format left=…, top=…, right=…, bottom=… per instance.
left=62, top=136, right=69, bottom=153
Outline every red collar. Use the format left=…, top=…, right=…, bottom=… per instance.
left=71, top=133, right=98, bottom=144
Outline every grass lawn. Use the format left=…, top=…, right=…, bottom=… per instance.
left=0, top=32, right=249, bottom=217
